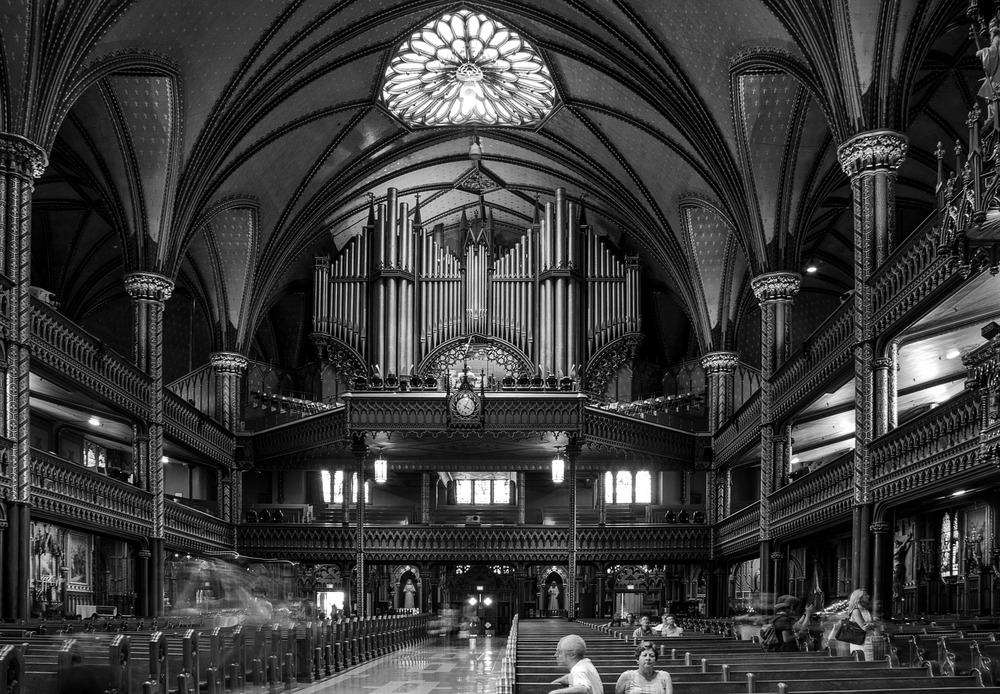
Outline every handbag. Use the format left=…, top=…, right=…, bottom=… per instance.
left=832, top=617, right=867, bottom=645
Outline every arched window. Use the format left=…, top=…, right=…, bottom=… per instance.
left=941, top=512, right=959, bottom=578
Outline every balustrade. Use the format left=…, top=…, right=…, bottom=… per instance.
left=30, top=449, right=151, bottom=536
left=163, top=390, right=234, bottom=460
left=768, top=452, right=853, bottom=536
left=714, top=500, right=759, bottom=554
left=713, top=391, right=760, bottom=460
left=165, top=499, right=235, bottom=551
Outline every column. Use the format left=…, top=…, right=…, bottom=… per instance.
left=597, top=472, right=606, bottom=526
left=210, top=352, right=247, bottom=431
left=0, top=134, right=46, bottom=619
left=770, top=551, right=784, bottom=597
left=870, top=521, right=889, bottom=620
left=342, top=466, right=352, bottom=528
left=421, top=472, right=431, bottom=524
left=517, top=472, right=526, bottom=525
left=565, top=440, right=580, bottom=620
left=124, top=271, right=174, bottom=616
left=352, top=435, right=367, bottom=617
left=751, top=271, right=801, bottom=594
left=838, top=130, right=907, bottom=588
left=420, top=569, right=433, bottom=613
left=136, top=549, right=151, bottom=617
left=701, top=351, right=740, bottom=432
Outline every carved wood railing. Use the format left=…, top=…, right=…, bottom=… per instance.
left=167, top=364, right=215, bottom=416
left=769, top=452, right=853, bottom=538
left=714, top=501, right=759, bottom=556
left=165, top=499, right=234, bottom=552
left=771, top=302, right=853, bottom=422
left=163, top=390, right=234, bottom=461
left=30, top=301, right=150, bottom=416
left=237, top=524, right=712, bottom=563
left=584, top=408, right=698, bottom=462
left=30, top=449, right=151, bottom=537
left=870, top=213, right=960, bottom=334
left=870, top=390, right=982, bottom=503
left=713, top=391, right=760, bottom=463
left=252, top=407, right=349, bottom=462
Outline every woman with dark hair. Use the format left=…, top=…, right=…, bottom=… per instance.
left=615, top=641, right=672, bottom=694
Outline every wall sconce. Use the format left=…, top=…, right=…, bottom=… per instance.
left=551, top=448, right=565, bottom=484
left=373, top=447, right=388, bottom=484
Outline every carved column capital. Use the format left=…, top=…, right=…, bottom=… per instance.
left=837, top=130, right=908, bottom=177
left=210, top=352, right=248, bottom=374
left=124, top=272, right=174, bottom=303
left=751, top=272, right=801, bottom=304
left=137, top=550, right=151, bottom=560
left=0, top=132, right=48, bottom=178
left=873, top=357, right=893, bottom=371
left=869, top=521, right=890, bottom=535
left=701, top=351, right=739, bottom=375
left=769, top=551, right=784, bottom=562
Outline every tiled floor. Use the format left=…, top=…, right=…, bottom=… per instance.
left=296, top=635, right=508, bottom=694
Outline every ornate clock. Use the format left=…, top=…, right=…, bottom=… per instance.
left=449, top=372, right=482, bottom=426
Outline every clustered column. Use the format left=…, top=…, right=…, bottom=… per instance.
left=565, top=440, right=580, bottom=620
left=210, top=352, right=247, bottom=528
left=701, top=351, right=740, bottom=433
left=124, top=271, right=174, bottom=617
left=0, top=133, right=46, bottom=619
left=837, top=130, right=907, bottom=589
left=750, top=271, right=800, bottom=595
left=351, top=436, right=367, bottom=617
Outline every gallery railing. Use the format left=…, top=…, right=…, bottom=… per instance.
left=714, top=500, right=760, bottom=556
left=769, top=451, right=853, bottom=539
left=165, top=499, right=235, bottom=552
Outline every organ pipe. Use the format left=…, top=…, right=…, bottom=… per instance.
left=311, top=186, right=641, bottom=382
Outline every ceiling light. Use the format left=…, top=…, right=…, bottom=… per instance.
left=805, top=264, right=818, bottom=274
left=373, top=447, right=388, bottom=484
left=951, top=489, right=967, bottom=497
left=790, top=456, right=800, bottom=465
left=469, top=135, right=483, bottom=161
left=945, top=349, right=961, bottom=359
left=551, top=449, right=565, bottom=484
left=88, top=416, right=101, bottom=426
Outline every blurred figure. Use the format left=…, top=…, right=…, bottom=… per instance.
left=403, top=579, right=417, bottom=610
left=549, top=634, right=602, bottom=694
left=615, top=641, right=673, bottom=694
left=845, top=588, right=877, bottom=661
left=768, top=595, right=801, bottom=652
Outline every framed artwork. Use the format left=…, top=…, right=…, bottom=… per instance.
left=67, top=532, right=92, bottom=586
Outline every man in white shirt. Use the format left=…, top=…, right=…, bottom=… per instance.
left=548, top=634, right=603, bottom=694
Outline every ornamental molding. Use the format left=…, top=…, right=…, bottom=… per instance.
left=456, top=167, right=503, bottom=194
left=0, top=132, right=48, bottom=177
left=584, top=333, right=643, bottom=397
left=419, top=335, right=533, bottom=378
left=210, top=352, right=248, bottom=374
left=837, top=130, right=908, bottom=176
left=870, top=521, right=890, bottom=534
left=124, top=272, right=174, bottom=302
left=701, top=351, right=740, bottom=374
left=750, top=272, right=801, bottom=303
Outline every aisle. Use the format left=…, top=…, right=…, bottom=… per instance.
left=298, top=634, right=509, bottom=694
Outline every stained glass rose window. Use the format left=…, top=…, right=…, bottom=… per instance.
left=382, top=9, right=556, bottom=127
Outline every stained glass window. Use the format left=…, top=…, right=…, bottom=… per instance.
left=941, top=512, right=959, bottom=578
left=616, top=471, right=632, bottom=503
left=382, top=9, right=556, bottom=127
left=456, top=479, right=473, bottom=504
left=493, top=479, right=511, bottom=504
left=331, top=470, right=370, bottom=504
left=605, top=470, right=654, bottom=503
left=455, top=478, right=511, bottom=504
left=604, top=472, right=615, bottom=504
left=635, top=471, right=652, bottom=503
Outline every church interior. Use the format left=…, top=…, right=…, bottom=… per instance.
left=2, top=0, right=1000, bottom=664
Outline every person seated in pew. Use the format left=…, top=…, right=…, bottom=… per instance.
left=631, top=615, right=655, bottom=639
left=653, top=614, right=683, bottom=637
left=549, top=634, right=603, bottom=694
left=615, top=641, right=672, bottom=694
left=769, top=594, right=802, bottom=652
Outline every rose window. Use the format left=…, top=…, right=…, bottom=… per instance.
left=382, top=9, right=556, bottom=127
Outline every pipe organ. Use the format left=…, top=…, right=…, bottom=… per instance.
left=312, top=186, right=641, bottom=387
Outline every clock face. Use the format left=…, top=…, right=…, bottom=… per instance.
left=453, top=392, right=478, bottom=417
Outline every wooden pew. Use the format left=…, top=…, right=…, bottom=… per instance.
left=973, top=641, right=1000, bottom=686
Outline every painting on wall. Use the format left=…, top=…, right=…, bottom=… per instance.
left=67, top=532, right=92, bottom=586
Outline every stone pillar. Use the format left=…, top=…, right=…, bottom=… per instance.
left=0, top=134, right=46, bottom=619
left=770, top=551, right=784, bottom=597
left=838, top=130, right=907, bottom=588
left=136, top=549, right=151, bottom=617
left=873, top=357, right=892, bottom=438
left=132, top=428, right=150, bottom=491
left=421, top=472, right=431, bottom=524
left=565, top=441, right=580, bottom=620
left=870, top=521, right=889, bottom=620
left=701, top=351, right=740, bottom=432
left=210, top=352, right=247, bottom=431
left=420, top=570, right=433, bottom=613
left=342, top=466, right=352, bottom=528
left=517, top=472, right=526, bottom=525
left=124, top=272, right=173, bottom=616
left=751, top=271, right=800, bottom=594
left=597, top=472, right=607, bottom=526
left=352, top=435, right=367, bottom=617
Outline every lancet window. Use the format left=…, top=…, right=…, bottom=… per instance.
left=320, top=470, right=371, bottom=504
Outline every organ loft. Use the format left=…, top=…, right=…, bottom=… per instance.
left=1, top=4, right=1000, bottom=689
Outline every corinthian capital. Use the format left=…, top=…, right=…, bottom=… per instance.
left=751, top=272, right=801, bottom=303
left=124, top=272, right=174, bottom=303
left=700, top=351, right=739, bottom=375
left=210, top=351, right=248, bottom=374
left=0, top=133, right=48, bottom=178
left=837, top=130, right=908, bottom=177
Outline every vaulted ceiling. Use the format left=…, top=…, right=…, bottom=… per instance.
left=5, top=0, right=984, bottom=380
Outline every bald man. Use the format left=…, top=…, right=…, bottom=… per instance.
left=549, top=634, right=603, bottom=694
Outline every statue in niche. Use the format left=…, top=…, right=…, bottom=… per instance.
left=547, top=582, right=560, bottom=612
left=979, top=13, right=1000, bottom=120
left=403, top=579, right=416, bottom=610
left=892, top=524, right=914, bottom=599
